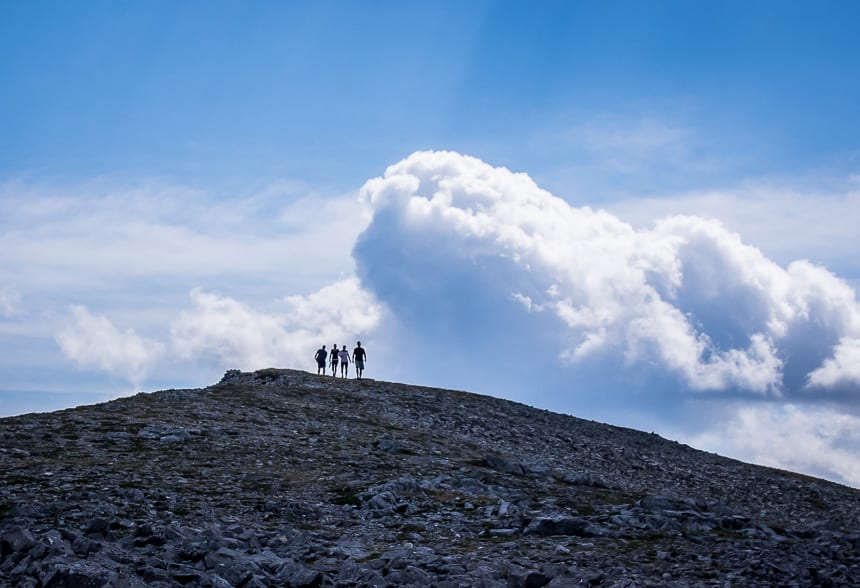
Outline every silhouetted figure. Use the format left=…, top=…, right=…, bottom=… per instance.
left=352, top=341, right=367, bottom=379
left=330, top=343, right=339, bottom=376
left=314, top=345, right=327, bottom=375
left=339, top=345, right=350, bottom=378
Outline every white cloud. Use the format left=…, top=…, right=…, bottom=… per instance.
left=3, top=177, right=373, bottom=395
left=355, top=151, right=860, bottom=397
left=353, top=149, right=860, bottom=486
left=604, top=180, right=860, bottom=276
left=170, top=278, right=383, bottom=371
left=807, top=337, right=860, bottom=389
left=0, top=178, right=366, bottom=293
left=56, top=306, right=165, bottom=386
left=54, top=278, right=384, bottom=385
left=689, top=403, right=860, bottom=488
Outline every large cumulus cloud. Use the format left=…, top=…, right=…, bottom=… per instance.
left=355, top=151, right=860, bottom=399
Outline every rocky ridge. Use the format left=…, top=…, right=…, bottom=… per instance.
left=1, top=368, right=859, bottom=586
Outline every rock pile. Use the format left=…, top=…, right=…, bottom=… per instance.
left=2, top=368, right=859, bottom=586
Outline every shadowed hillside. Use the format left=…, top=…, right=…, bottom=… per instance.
left=2, top=369, right=859, bottom=586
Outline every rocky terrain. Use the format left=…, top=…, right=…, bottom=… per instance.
left=1, top=368, right=859, bottom=587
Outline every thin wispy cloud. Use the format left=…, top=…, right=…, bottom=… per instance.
left=0, top=179, right=366, bottom=289
left=576, top=117, right=692, bottom=173
left=604, top=180, right=860, bottom=278
left=527, top=114, right=738, bottom=200
left=0, top=286, right=22, bottom=318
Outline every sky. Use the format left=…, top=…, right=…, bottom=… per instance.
left=2, top=1, right=860, bottom=487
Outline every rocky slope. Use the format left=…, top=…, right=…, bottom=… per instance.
left=1, top=368, right=859, bottom=587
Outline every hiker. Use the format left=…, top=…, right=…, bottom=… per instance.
left=330, top=343, right=339, bottom=376
left=338, top=345, right=350, bottom=378
left=314, top=345, right=327, bottom=375
left=352, top=341, right=367, bottom=379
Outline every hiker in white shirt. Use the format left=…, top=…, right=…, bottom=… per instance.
left=338, top=345, right=350, bottom=378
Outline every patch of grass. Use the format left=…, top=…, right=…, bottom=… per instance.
left=575, top=503, right=599, bottom=516
left=426, top=489, right=460, bottom=503
left=396, top=523, right=427, bottom=540
left=354, top=551, right=382, bottom=563
left=614, top=532, right=671, bottom=552
left=713, top=527, right=745, bottom=540
left=330, top=485, right=363, bottom=507
left=465, top=494, right=498, bottom=507
left=1, top=473, right=38, bottom=486
left=804, top=493, right=829, bottom=510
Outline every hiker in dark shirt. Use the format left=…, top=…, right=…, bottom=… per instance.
left=314, top=345, right=327, bottom=375
left=330, top=343, right=339, bottom=376
left=352, top=341, right=367, bottom=379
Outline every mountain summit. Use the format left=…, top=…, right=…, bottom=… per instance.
left=2, top=369, right=859, bottom=586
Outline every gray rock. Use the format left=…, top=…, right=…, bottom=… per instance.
left=276, top=562, right=322, bottom=587
left=385, top=565, right=431, bottom=585
left=159, top=431, right=191, bottom=443
left=525, top=516, right=595, bottom=537
left=84, top=517, right=113, bottom=539
left=482, top=454, right=526, bottom=476
left=41, top=562, right=112, bottom=588
left=0, top=526, right=35, bottom=556
left=71, top=534, right=101, bottom=556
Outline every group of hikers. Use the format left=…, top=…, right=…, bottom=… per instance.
left=314, top=342, right=367, bottom=379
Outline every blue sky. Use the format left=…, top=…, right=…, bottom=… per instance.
left=2, top=2, right=860, bottom=486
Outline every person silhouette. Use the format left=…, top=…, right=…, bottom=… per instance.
left=338, top=345, right=350, bottom=378
left=314, top=345, right=327, bottom=375
left=352, top=341, right=367, bottom=379
left=330, top=343, right=339, bottom=376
